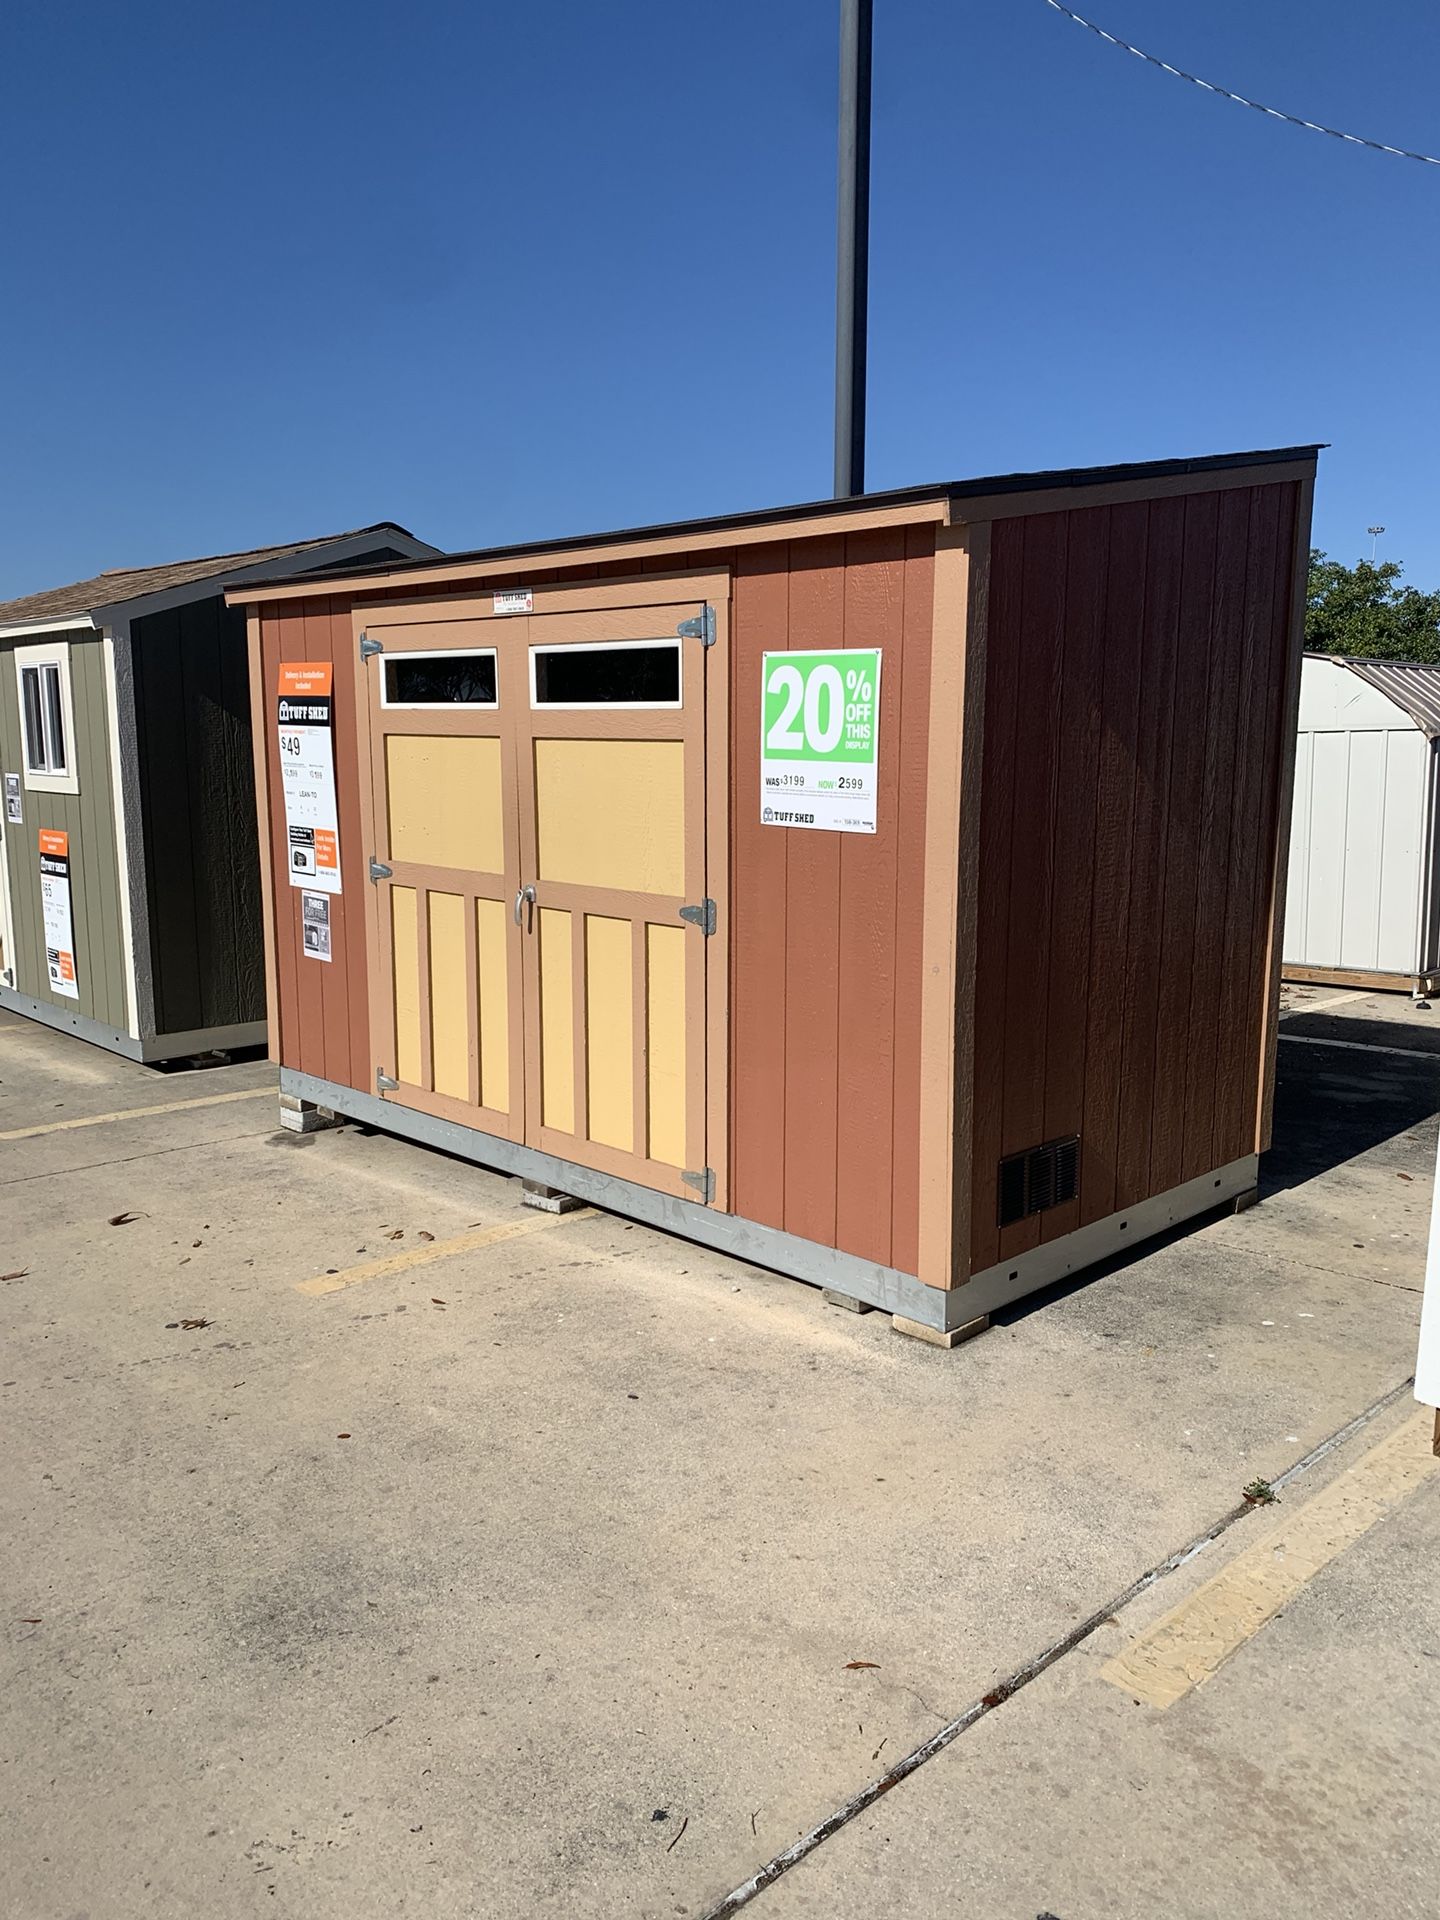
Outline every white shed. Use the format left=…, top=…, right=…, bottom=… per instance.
left=1284, top=652, right=1440, bottom=996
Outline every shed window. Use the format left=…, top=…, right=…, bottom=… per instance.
left=14, top=646, right=79, bottom=795
left=381, top=649, right=498, bottom=708
left=530, top=641, right=681, bottom=709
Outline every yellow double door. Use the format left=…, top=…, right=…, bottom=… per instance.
left=360, top=596, right=710, bottom=1202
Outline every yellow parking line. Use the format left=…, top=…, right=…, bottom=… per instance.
left=295, top=1207, right=596, bottom=1296
left=1101, top=1411, right=1438, bottom=1709
left=0, top=1085, right=273, bottom=1141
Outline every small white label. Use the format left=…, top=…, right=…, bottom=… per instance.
left=493, top=589, right=533, bottom=615
left=301, top=890, right=332, bottom=963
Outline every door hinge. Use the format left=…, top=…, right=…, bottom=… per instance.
left=682, top=1167, right=715, bottom=1203
left=369, top=857, right=393, bottom=882
left=360, top=632, right=384, bottom=661
left=679, top=898, right=716, bottom=936
left=376, top=1067, right=399, bottom=1094
left=677, top=605, right=716, bottom=647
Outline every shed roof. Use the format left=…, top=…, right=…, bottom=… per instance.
left=1308, top=653, right=1440, bottom=742
left=228, top=444, right=1322, bottom=607
left=0, top=524, right=422, bottom=631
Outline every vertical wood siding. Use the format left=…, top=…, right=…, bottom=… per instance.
left=0, top=633, right=129, bottom=1031
left=257, top=596, right=370, bottom=1088
left=132, top=597, right=264, bottom=1037
left=728, top=528, right=935, bottom=1272
left=967, top=482, right=1302, bottom=1277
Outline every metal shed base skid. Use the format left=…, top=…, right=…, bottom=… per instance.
left=0, top=985, right=265, bottom=1064
left=280, top=1067, right=1259, bottom=1339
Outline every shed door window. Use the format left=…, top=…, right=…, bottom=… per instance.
left=381, top=649, right=498, bottom=709
left=21, top=661, right=68, bottom=776
left=530, top=640, right=682, bottom=709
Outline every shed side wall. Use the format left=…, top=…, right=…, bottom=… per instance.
left=1283, top=657, right=1429, bottom=976
left=967, top=480, right=1303, bottom=1277
left=132, top=597, right=265, bottom=1037
left=0, top=632, right=129, bottom=1031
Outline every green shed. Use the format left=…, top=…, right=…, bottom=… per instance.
left=0, top=524, right=437, bottom=1062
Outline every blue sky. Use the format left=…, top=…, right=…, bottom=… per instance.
left=2, top=1, right=1437, bottom=597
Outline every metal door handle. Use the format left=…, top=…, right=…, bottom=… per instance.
left=513, top=884, right=536, bottom=926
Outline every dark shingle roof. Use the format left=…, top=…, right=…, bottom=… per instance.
left=0, top=525, right=418, bottom=628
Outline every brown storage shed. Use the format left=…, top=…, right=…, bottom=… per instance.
left=230, top=446, right=1316, bottom=1342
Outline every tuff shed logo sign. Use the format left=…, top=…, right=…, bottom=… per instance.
left=276, top=662, right=342, bottom=893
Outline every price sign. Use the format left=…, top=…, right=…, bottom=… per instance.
left=38, top=828, right=79, bottom=998
left=276, top=662, right=342, bottom=893
left=760, top=648, right=882, bottom=834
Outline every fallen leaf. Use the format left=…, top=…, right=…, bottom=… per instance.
left=179, top=1317, right=212, bottom=1331
left=417, top=1231, right=435, bottom=1243
left=431, top=1298, right=446, bottom=1306
left=843, top=1660, right=880, bottom=1671
left=386, top=1229, right=405, bottom=1240
left=1397, top=1173, right=1414, bottom=1182
left=1, top=1270, right=28, bottom=1282
left=108, top=1211, right=144, bottom=1226
left=192, top=1240, right=202, bottom=1249
left=337, top=1432, right=351, bottom=1440
left=19, top=1618, right=41, bottom=1625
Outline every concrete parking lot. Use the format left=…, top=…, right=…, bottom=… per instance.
left=2, top=983, right=1437, bottom=1918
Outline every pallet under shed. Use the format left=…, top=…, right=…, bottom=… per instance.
left=230, top=446, right=1317, bottom=1337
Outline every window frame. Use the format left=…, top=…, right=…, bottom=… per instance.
left=528, top=637, right=684, bottom=712
left=378, top=646, right=500, bottom=711
left=13, top=642, right=80, bottom=795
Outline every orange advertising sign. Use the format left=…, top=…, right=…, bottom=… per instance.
left=38, top=828, right=69, bottom=858
left=277, top=662, right=334, bottom=701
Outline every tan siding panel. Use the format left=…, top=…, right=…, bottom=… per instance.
left=779, top=538, right=846, bottom=1250
left=889, top=525, right=935, bottom=1276
left=728, top=545, right=791, bottom=1232
left=835, top=527, right=907, bottom=1266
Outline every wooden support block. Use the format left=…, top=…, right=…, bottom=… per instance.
left=278, top=1093, right=341, bottom=1134
left=822, top=1288, right=875, bottom=1314
left=521, top=1179, right=585, bottom=1215
left=891, top=1311, right=989, bottom=1349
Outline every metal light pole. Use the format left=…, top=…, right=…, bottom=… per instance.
left=1368, top=525, right=1386, bottom=563
left=834, top=0, right=873, bottom=498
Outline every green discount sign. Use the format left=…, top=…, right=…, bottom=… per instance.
left=759, top=648, right=882, bottom=834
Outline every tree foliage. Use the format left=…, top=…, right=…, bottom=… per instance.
left=1305, top=550, right=1440, bottom=663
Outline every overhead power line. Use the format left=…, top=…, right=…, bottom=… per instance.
left=1042, top=0, right=1440, bottom=168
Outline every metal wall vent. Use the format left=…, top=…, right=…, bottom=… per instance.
left=997, top=1135, right=1080, bottom=1229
